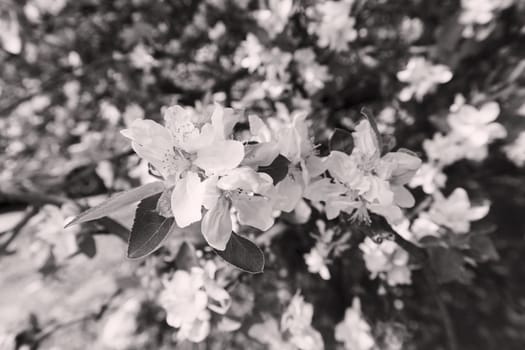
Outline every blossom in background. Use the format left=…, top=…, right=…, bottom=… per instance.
left=423, top=98, right=506, bottom=167
left=409, top=162, right=447, bottom=194
left=281, top=293, right=325, bottom=350
left=335, top=298, right=376, bottom=350
left=293, top=48, right=331, bottom=95
left=397, top=57, right=452, bottom=102
left=307, top=0, right=358, bottom=52
left=0, top=10, right=22, bottom=55
left=504, top=131, right=525, bottom=167
left=309, top=119, right=421, bottom=224
left=254, top=0, right=294, bottom=38
left=29, top=204, right=80, bottom=263
left=447, top=99, right=506, bottom=161
left=159, top=262, right=231, bottom=343
left=249, top=293, right=324, bottom=350
left=360, top=237, right=412, bottom=286
left=129, top=43, right=158, bottom=71
left=249, top=316, right=296, bottom=350
left=459, top=0, right=512, bottom=39
left=100, top=298, right=149, bottom=350
left=426, top=188, right=489, bottom=234
left=304, top=221, right=350, bottom=280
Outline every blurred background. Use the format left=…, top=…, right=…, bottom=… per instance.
left=1, top=0, right=525, bottom=349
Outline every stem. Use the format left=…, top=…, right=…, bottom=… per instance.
left=0, top=206, right=38, bottom=253
left=423, top=265, right=459, bottom=350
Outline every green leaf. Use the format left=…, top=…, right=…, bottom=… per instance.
left=329, top=128, right=354, bottom=154
left=174, top=241, right=199, bottom=270
left=214, top=232, right=264, bottom=273
left=127, top=193, right=180, bottom=259
left=257, top=154, right=290, bottom=185
left=65, top=182, right=165, bottom=228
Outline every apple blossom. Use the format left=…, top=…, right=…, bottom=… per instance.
left=335, top=298, right=376, bottom=350
left=397, top=57, right=452, bottom=102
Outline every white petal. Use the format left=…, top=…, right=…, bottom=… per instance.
left=195, top=140, right=244, bottom=174
left=201, top=196, right=232, bottom=250
left=233, top=195, right=274, bottom=231
left=392, top=185, right=415, bottom=208
left=171, top=172, right=204, bottom=227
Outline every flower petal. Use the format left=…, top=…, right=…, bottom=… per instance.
left=195, top=140, right=245, bottom=174
left=233, top=195, right=274, bottom=231
left=171, top=171, right=205, bottom=227
left=201, top=196, right=232, bottom=251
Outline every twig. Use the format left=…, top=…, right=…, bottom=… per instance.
left=37, top=288, right=122, bottom=343
left=423, top=265, right=459, bottom=350
left=0, top=206, right=38, bottom=253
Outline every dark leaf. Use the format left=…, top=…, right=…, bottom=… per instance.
left=468, top=235, right=499, bottom=262
left=257, top=154, right=290, bottom=185
left=429, top=247, right=474, bottom=284
left=174, top=241, right=199, bottom=270
left=127, top=193, right=180, bottom=259
left=77, top=233, right=97, bottom=258
left=329, top=128, right=354, bottom=154
left=214, top=232, right=264, bottom=273
left=66, top=182, right=165, bottom=228
left=96, top=217, right=130, bottom=242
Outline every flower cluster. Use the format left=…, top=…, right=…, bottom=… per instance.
left=249, top=292, right=324, bottom=350
left=335, top=298, right=376, bottom=350
left=397, top=57, right=453, bottom=102
left=306, top=119, right=421, bottom=224
left=159, top=262, right=233, bottom=342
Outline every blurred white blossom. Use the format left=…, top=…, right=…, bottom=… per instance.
left=307, top=0, right=358, bottom=52
left=335, top=298, right=376, bottom=350
left=504, top=131, right=525, bottom=167
left=360, top=237, right=412, bottom=286
left=397, top=57, right=452, bottom=102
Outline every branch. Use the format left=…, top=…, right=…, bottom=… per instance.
left=423, top=265, right=459, bottom=350
left=0, top=206, right=38, bottom=254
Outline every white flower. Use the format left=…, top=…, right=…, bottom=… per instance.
left=281, top=293, right=325, bottom=350
left=409, top=162, right=447, bottom=194
left=397, top=57, right=452, bottom=101
left=359, top=238, right=412, bottom=286
left=249, top=316, right=296, bottom=350
left=459, top=0, right=512, bottom=38
left=254, top=0, right=294, bottom=38
left=308, top=0, right=358, bottom=52
left=504, top=131, right=525, bottom=167
left=129, top=43, right=157, bottom=71
left=201, top=167, right=276, bottom=249
left=100, top=298, right=148, bottom=350
left=335, top=298, right=376, bottom=350
left=121, top=104, right=244, bottom=245
left=0, top=10, right=22, bottom=55
left=304, top=247, right=331, bottom=280
left=423, top=133, right=464, bottom=167
left=160, top=269, right=211, bottom=342
left=293, top=48, right=331, bottom=95
left=159, top=263, right=231, bottom=343
left=427, top=188, right=489, bottom=234
left=321, top=119, right=421, bottom=223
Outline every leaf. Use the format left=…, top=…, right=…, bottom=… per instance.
left=97, top=217, right=130, bottom=242
left=127, top=193, right=180, bottom=259
left=214, top=232, right=265, bottom=273
left=468, top=235, right=499, bottom=262
left=174, top=241, right=199, bottom=270
left=257, top=154, right=290, bottom=185
left=429, top=247, right=474, bottom=284
left=77, top=233, right=97, bottom=258
left=65, top=182, right=165, bottom=228
left=329, top=128, right=354, bottom=154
